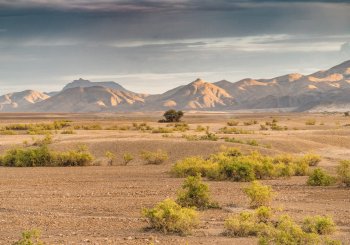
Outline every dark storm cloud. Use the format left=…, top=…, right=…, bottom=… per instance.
left=0, top=0, right=349, bottom=94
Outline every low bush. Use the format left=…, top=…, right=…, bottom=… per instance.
left=105, top=151, right=116, bottom=166
left=227, top=121, right=239, bottom=126
left=0, top=145, right=93, bottom=167
left=142, top=198, right=198, bottom=235
left=172, top=149, right=313, bottom=182
left=152, top=127, right=174, bottom=134
left=195, top=125, right=206, bottom=132
left=307, top=168, right=335, bottom=186
left=244, top=181, right=274, bottom=207
left=302, top=215, right=336, bottom=235
left=12, top=229, right=43, bottom=245
left=305, top=119, right=316, bottom=126
left=301, top=153, right=321, bottom=166
left=258, top=215, right=320, bottom=245
left=224, top=207, right=272, bottom=237
left=171, top=156, right=218, bottom=178
left=218, top=127, right=252, bottom=134
left=61, top=129, right=75, bottom=134
left=176, top=175, right=217, bottom=209
left=141, top=149, right=168, bottom=164
left=123, top=153, right=134, bottom=165
left=337, top=160, right=350, bottom=187
left=224, top=211, right=260, bottom=237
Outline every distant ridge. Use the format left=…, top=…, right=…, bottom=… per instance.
left=1, top=60, right=350, bottom=112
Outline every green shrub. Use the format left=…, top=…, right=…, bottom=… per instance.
left=227, top=121, right=239, bottom=126
left=152, top=127, right=174, bottom=134
left=81, top=124, right=103, bottom=130
left=301, top=153, right=321, bottom=166
left=33, top=133, right=53, bottom=146
left=141, top=150, right=168, bottom=164
left=218, top=127, right=252, bottom=134
left=224, top=211, right=259, bottom=237
left=0, top=145, right=93, bottom=167
left=176, top=175, right=217, bottom=209
left=258, top=215, right=320, bottom=245
left=305, top=119, right=316, bottom=125
left=302, top=215, right=336, bottom=235
left=307, top=168, right=335, bottom=186
left=123, top=153, right=134, bottom=165
left=105, top=151, right=116, bottom=166
left=142, top=198, right=198, bottom=235
left=195, top=125, right=206, bottom=132
left=61, top=129, right=75, bottom=134
left=244, top=181, right=274, bottom=207
left=0, top=130, right=17, bottom=135
left=337, top=160, right=350, bottom=187
left=256, top=206, right=272, bottom=223
left=199, top=132, right=218, bottom=141
left=12, top=229, right=43, bottom=245
left=171, top=157, right=218, bottom=178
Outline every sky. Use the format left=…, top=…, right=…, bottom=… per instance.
left=0, top=0, right=350, bottom=94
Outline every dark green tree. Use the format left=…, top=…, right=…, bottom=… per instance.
left=161, top=110, right=184, bottom=122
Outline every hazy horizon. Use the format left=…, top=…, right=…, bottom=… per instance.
left=1, top=0, right=350, bottom=94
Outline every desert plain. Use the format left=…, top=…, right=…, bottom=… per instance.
left=0, top=112, right=349, bottom=245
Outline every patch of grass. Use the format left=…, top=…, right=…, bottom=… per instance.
left=141, top=149, right=168, bottom=164
left=176, top=175, right=218, bottom=210
left=152, top=127, right=174, bottom=134
left=12, top=229, right=43, bottom=245
left=142, top=198, right=198, bottom=235
left=302, top=215, right=336, bottom=235
left=195, top=125, right=206, bottom=132
left=244, top=181, right=274, bottom=208
left=0, top=129, right=17, bottom=135
left=218, top=127, right=252, bottom=134
left=305, top=119, right=316, bottom=126
left=61, top=129, right=76, bottom=134
left=307, top=168, right=335, bottom=186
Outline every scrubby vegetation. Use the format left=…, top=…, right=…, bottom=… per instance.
left=244, top=181, right=274, bottom=207
left=302, top=215, right=336, bottom=235
left=1, top=120, right=71, bottom=135
left=337, top=160, right=350, bottom=187
left=142, top=198, right=198, bottom=235
left=0, top=144, right=93, bottom=167
left=12, top=229, right=43, bottom=245
left=305, top=119, right=317, bottom=126
left=171, top=148, right=314, bottom=181
left=307, top=168, right=335, bottom=186
left=123, top=153, right=134, bottom=165
left=227, top=121, right=239, bottom=126
left=176, top=175, right=217, bottom=210
left=225, top=209, right=339, bottom=245
left=140, top=149, right=169, bottom=164
left=218, top=127, right=253, bottom=134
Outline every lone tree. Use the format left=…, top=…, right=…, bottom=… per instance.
left=160, top=109, right=184, bottom=122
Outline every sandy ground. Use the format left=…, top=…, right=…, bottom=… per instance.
left=0, top=112, right=349, bottom=244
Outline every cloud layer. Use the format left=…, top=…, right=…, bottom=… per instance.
left=0, top=0, right=349, bottom=94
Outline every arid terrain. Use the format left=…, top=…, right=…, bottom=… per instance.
left=0, top=112, right=349, bottom=244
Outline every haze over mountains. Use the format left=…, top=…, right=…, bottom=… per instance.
left=1, top=60, right=350, bottom=113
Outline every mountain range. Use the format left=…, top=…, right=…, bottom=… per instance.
left=1, top=60, right=350, bottom=113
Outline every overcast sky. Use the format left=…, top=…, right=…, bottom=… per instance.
left=0, top=0, right=350, bottom=94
